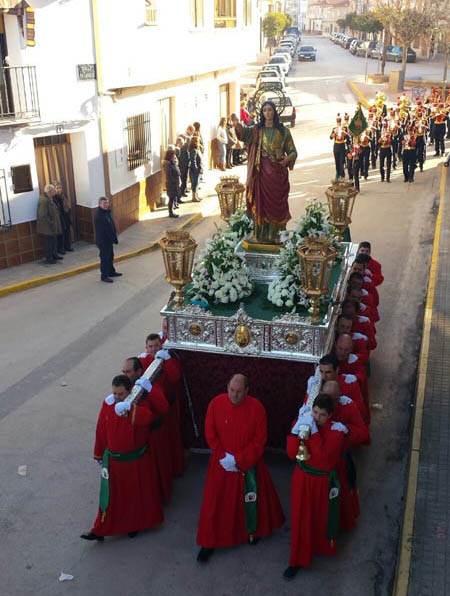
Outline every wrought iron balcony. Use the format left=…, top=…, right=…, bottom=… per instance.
left=0, top=66, right=40, bottom=124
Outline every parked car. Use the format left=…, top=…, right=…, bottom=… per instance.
left=280, top=41, right=296, bottom=56
left=261, top=93, right=296, bottom=128
left=268, top=54, right=290, bottom=75
left=344, top=36, right=356, bottom=49
left=356, top=40, right=377, bottom=57
left=257, top=69, right=283, bottom=85
left=286, top=26, right=301, bottom=38
left=386, top=45, right=416, bottom=63
left=256, top=77, right=286, bottom=93
left=298, top=45, right=317, bottom=61
left=273, top=47, right=292, bottom=65
left=349, top=39, right=364, bottom=55
left=262, top=63, right=285, bottom=81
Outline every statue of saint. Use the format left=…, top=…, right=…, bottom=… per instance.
left=233, top=101, right=297, bottom=245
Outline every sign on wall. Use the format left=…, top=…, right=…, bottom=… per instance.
left=77, top=64, right=97, bottom=81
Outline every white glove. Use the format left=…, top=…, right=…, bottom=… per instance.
left=344, top=374, right=357, bottom=384
left=115, top=401, right=131, bottom=416
left=331, top=421, right=349, bottom=434
left=135, top=377, right=152, bottom=393
left=219, top=452, right=238, bottom=472
left=139, top=352, right=147, bottom=358
left=292, top=413, right=314, bottom=435
left=156, top=349, right=171, bottom=361
left=339, top=395, right=353, bottom=405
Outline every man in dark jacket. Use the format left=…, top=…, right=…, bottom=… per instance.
left=179, top=125, right=194, bottom=197
left=36, top=184, right=63, bottom=264
left=94, top=196, right=121, bottom=283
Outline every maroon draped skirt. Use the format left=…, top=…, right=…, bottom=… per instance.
left=249, top=155, right=291, bottom=226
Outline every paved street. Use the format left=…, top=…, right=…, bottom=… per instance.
left=0, top=36, right=444, bottom=596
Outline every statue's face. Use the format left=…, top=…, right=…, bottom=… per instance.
left=263, top=104, right=275, bottom=121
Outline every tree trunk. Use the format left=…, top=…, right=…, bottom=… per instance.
left=400, top=44, right=407, bottom=91
left=381, top=30, right=387, bottom=75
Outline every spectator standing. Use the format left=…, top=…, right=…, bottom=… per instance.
left=193, top=121, right=204, bottom=154
left=173, top=137, right=186, bottom=207
left=226, top=117, right=238, bottom=169
left=189, top=136, right=203, bottom=202
left=53, top=180, right=74, bottom=253
left=36, top=184, right=62, bottom=264
left=180, top=126, right=194, bottom=197
left=240, top=101, right=250, bottom=124
left=94, top=196, right=121, bottom=284
left=163, top=148, right=181, bottom=219
left=216, top=117, right=227, bottom=171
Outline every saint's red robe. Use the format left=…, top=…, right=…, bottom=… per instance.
left=91, top=398, right=163, bottom=536
left=287, top=420, right=344, bottom=567
left=140, top=353, right=184, bottom=476
left=197, top=393, right=285, bottom=548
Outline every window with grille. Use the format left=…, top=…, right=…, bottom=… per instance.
left=144, top=0, right=158, bottom=25
left=11, top=165, right=33, bottom=194
left=0, top=169, right=11, bottom=228
left=215, top=0, right=236, bottom=28
left=190, top=0, right=204, bottom=28
left=125, top=113, right=152, bottom=171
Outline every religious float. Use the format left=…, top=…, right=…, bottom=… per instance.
left=158, top=175, right=359, bottom=449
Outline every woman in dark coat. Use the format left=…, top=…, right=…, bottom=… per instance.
left=189, top=136, right=202, bottom=203
left=163, top=148, right=181, bottom=218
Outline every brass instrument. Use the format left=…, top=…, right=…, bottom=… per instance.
left=296, top=366, right=322, bottom=462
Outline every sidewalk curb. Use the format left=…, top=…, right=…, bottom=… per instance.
left=0, top=212, right=203, bottom=299
left=348, top=80, right=371, bottom=108
left=392, top=165, right=447, bottom=596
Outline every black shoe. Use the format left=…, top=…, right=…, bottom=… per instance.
left=58, top=251, right=66, bottom=255
left=404, top=179, right=409, bottom=183
left=283, top=566, right=300, bottom=581
left=248, top=536, right=259, bottom=545
left=80, top=532, right=104, bottom=542
left=381, top=178, right=384, bottom=182
left=387, top=179, right=390, bottom=183
left=364, top=176, right=368, bottom=180
left=197, top=547, right=214, bottom=563
left=45, top=259, right=57, bottom=264
left=110, top=272, right=122, bottom=277
left=128, top=531, right=138, bottom=538
left=54, top=255, right=63, bottom=260
left=101, top=277, right=114, bottom=283
left=177, top=199, right=185, bottom=204
left=65, top=247, right=74, bottom=252
left=182, top=192, right=188, bottom=197
left=435, top=153, right=440, bottom=157
left=169, top=212, right=179, bottom=218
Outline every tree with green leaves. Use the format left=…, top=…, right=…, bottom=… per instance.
left=262, top=12, right=287, bottom=55
left=375, top=3, right=432, bottom=88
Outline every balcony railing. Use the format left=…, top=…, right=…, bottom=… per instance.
left=0, top=66, right=40, bottom=124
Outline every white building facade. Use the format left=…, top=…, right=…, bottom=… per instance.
left=0, top=0, right=261, bottom=269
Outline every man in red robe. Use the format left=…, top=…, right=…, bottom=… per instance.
left=322, top=381, right=369, bottom=532
left=284, top=394, right=347, bottom=580
left=336, top=314, right=369, bottom=360
left=196, top=374, right=285, bottom=563
left=139, top=333, right=184, bottom=476
left=351, top=259, right=380, bottom=306
left=334, top=334, right=370, bottom=421
left=122, top=357, right=173, bottom=502
left=342, top=299, right=377, bottom=351
left=347, top=285, right=379, bottom=323
left=309, top=354, right=366, bottom=421
left=357, top=241, right=383, bottom=282
left=81, top=375, right=163, bottom=541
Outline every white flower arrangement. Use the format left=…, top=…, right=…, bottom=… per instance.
left=228, top=207, right=254, bottom=240
left=188, top=228, right=253, bottom=304
left=267, top=200, right=341, bottom=311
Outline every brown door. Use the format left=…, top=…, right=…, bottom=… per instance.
left=33, top=134, right=78, bottom=240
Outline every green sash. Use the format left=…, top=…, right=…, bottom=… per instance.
left=244, top=467, right=258, bottom=538
left=99, top=443, right=148, bottom=520
left=296, top=460, right=340, bottom=541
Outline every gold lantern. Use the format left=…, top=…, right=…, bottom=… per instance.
left=325, top=178, right=358, bottom=241
left=159, top=230, right=197, bottom=310
left=215, top=176, right=246, bottom=223
left=298, top=237, right=337, bottom=324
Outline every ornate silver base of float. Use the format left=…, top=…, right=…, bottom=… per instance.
left=234, top=240, right=280, bottom=283
left=161, top=243, right=358, bottom=363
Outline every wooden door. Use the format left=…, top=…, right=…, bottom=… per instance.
left=33, top=134, right=78, bottom=239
